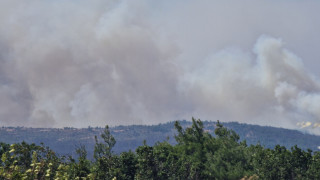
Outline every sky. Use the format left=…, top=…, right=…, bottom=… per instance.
left=1, top=0, right=320, bottom=133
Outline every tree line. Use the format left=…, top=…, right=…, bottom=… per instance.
left=1, top=118, right=320, bottom=179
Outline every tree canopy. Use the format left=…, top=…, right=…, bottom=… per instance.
left=0, top=118, right=319, bottom=179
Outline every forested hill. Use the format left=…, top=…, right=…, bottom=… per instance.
left=0, top=120, right=319, bottom=157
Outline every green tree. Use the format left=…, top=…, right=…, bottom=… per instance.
left=68, top=145, right=91, bottom=179
left=135, top=141, right=157, bottom=180
left=174, top=118, right=209, bottom=179
left=116, top=150, right=137, bottom=180
left=92, top=125, right=117, bottom=179
left=306, top=151, right=320, bottom=179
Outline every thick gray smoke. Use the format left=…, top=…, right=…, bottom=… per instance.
left=1, top=0, right=320, bottom=133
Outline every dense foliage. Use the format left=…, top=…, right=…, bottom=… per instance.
left=1, top=121, right=320, bottom=157
left=1, top=118, right=320, bottom=179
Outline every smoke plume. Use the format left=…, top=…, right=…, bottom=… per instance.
left=1, top=0, right=320, bottom=134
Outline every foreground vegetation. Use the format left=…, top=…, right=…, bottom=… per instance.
left=2, top=120, right=320, bottom=157
left=1, top=118, right=320, bottom=179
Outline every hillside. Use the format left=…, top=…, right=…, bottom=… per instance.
left=0, top=121, right=319, bottom=158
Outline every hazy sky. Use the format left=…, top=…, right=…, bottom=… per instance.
left=1, top=0, right=320, bottom=133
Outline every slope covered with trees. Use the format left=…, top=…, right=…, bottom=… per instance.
left=1, top=120, right=320, bottom=158
left=1, top=118, right=320, bottom=179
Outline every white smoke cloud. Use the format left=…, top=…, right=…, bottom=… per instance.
left=1, top=0, right=320, bottom=134
left=184, top=35, right=320, bottom=132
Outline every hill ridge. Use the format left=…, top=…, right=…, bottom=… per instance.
left=0, top=120, right=319, bottom=157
